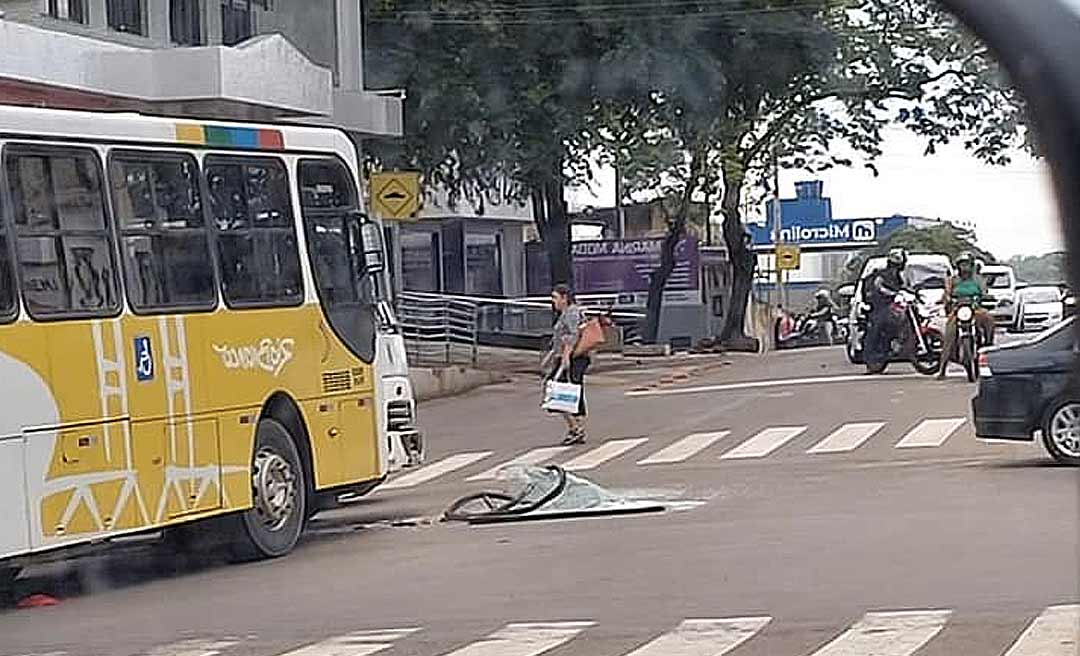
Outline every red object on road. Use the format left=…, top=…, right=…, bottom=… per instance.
left=16, top=594, right=59, bottom=609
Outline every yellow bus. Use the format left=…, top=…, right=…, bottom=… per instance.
left=0, top=106, right=423, bottom=574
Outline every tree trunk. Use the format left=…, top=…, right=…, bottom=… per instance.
left=642, top=150, right=702, bottom=344
left=642, top=221, right=683, bottom=344
left=531, top=178, right=574, bottom=289
left=718, top=165, right=759, bottom=351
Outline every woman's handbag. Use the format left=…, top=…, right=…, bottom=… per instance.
left=573, top=314, right=612, bottom=356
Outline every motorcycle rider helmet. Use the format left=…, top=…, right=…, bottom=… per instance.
left=814, top=288, right=831, bottom=300
left=886, top=248, right=908, bottom=269
left=956, top=251, right=975, bottom=272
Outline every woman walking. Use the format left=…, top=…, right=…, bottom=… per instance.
left=544, top=284, right=590, bottom=445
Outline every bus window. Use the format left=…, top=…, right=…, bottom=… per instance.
left=0, top=210, right=14, bottom=322
left=109, top=151, right=216, bottom=312
left=299, top=159, right=376, bottom=363
left=4, top=146, right=119, bottom=318
left=205, top=157, right=302, bottom=308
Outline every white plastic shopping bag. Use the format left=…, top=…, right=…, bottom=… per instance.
left=543, top=379, right=582, bottom=414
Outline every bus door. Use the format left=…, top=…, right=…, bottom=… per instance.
left=109, top=150, right=223, bottom=521
left=297, top=158, right=380, bottom=488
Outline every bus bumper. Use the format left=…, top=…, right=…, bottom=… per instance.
left=382, top=376, right=425, bottom=471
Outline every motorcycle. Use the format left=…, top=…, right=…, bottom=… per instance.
left=775, top=310, right=839, bottom=349
left=952, top=301, right=988, bottom=382
left=865, top=290, right=942, bottom=376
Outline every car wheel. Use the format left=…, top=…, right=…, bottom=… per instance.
left=228, top=418, right=307, bottom=559
left=1042, top=400, right=1080, bottom=466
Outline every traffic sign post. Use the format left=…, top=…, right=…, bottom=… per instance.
left=371, top=171, right=421, bottom=220
left=776, top=244, right=801, bottom=271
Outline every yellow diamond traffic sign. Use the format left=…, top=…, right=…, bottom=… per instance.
left=776, top=244, right=801, bottom=270
left=371, top=171, right=421, bottom=220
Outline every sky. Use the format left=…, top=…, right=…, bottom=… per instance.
left=569, top=128, right=1064, bottom=259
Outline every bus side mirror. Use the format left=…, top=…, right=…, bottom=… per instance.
left=346, top=211, right=385, bottom=274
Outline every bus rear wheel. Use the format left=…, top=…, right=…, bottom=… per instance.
left=229, top=418, right=306, bottom=560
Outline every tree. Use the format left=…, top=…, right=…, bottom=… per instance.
left=1009, top=252, right=1067, bottom=284
left=596, top=0, right=1028, bottom=347
left=365, top=0, right=606, bottom=286
left=367, top=0, right=1028, bottom=348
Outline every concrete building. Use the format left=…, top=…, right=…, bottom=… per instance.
left=394, top=184, right=533, bottom=298
left=0, top=0, right=401, bottom=138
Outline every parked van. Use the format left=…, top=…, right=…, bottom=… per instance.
left=981, top=264, right=1018, bottom=324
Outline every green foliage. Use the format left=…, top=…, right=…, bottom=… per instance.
left=844, top=224, right=994, bottom=282
left=365, top=0, right=1029, bottom=337
left=1009, top=252, right=1067, bottom=284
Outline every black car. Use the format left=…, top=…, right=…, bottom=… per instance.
left=972, top=317, right=1079, bottom=465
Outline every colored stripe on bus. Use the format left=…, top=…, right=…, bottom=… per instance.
left=173, top=123, right=284, bottom=150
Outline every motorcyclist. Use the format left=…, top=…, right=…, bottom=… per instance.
left=936, top=251, right=994, bottom=379
left=807, top=289, right=838, bottom=343
left=863, top=248, right=907, bottom=371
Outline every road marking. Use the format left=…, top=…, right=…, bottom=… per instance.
left=626, top=373, right=925, bottom=398
left=719, top=426, right=807, bottom=460
left=622, top=617, right=772, bottom=656
left=561, top=438, right=649, bottom=471
left=895, top=418, right=966, bottom=449
left=638, top=432, right=730, bottom=465
left=1003, top=604, right=1080, bottom=656
left=467, top=447, right=572, bottom=481
left=808, top=610, right=951, bottom=656
left=145, top=639, right=238, bottom=656
left=807, top=422, right=885, bottom=454
left=278, top=628, right=420, bottom=656
left=440, top=621, right=593, bottom=656
left=380, top=452, right=493, bottom=490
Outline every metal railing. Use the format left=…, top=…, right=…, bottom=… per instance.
left=397, top=292, right=645, bottom=364
left=397, top=292, right=479, bottom=366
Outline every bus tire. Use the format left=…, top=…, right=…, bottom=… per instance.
left=229, top=418, right=307, bottom=561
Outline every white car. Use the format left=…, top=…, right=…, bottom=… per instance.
left=1011, top=285, right=1065, bottom=332
left=846, top=254, right=953, bottom=364
left=981, top=264, right=1018, bottom=324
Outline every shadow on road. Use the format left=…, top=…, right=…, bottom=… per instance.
left=981, top=457, right=1071, bottom=470
left=0, top=500, right=421, bottom=614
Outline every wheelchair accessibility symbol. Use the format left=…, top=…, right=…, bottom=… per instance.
left=134, top=336, right=154, bottom=382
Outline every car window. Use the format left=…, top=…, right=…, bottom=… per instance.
left=1022, top=288, right=1062, bottom=303
left=985, top=272, right=1012, bottom=288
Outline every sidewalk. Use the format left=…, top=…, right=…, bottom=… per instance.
left=409, top=345, right=741, bottom=401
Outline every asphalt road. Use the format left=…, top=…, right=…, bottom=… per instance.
left=1, top=345, right=1077, bottom=656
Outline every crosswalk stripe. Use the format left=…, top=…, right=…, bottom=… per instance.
left=895, top=418, right=966, bottom=449
left=807, top=422, right=885, bottom=454
left=622, top=617, right=772, bottom=656
left=561, top=438, right=649, bottom=471
left=1003, top=604, right=1079, bottom=656
left=144, top=639, right=238, bottom=656
left=440, top=621, right=594, bottom=656
left=467, top=447, right=572, bottom=481
left=277, top=628, right=420, bottom=656
left=638, top=432, right=730, bottom=465
left=808, top=610, right=951, bottom=656
left=719, top=426, right=807, bottom=460
left=380, top=452, right=493, bottom=490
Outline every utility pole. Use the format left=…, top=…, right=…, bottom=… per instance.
left=772, top=146, right=786, bottom=309
left=615, top=164, right=626, bottom=238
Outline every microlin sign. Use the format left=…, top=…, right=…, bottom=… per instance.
left=778, top=220, right=876, bottom=244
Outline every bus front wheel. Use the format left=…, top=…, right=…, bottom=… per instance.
left=230, top=418, right=307, bottom=560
